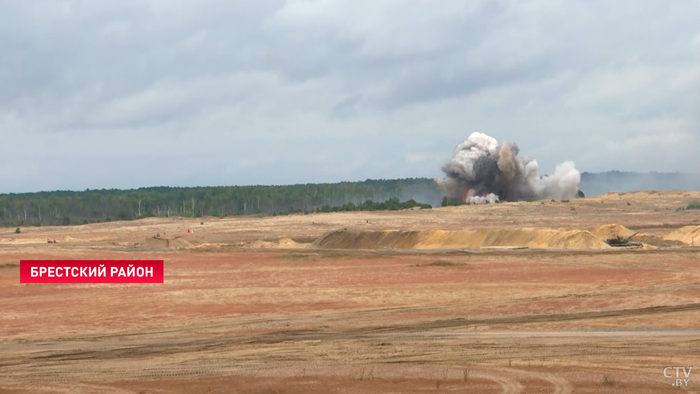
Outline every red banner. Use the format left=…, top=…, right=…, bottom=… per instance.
left=20, top=260, right=164, bottom=283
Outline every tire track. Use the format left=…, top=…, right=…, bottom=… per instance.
left=352, top=302, right=700, bottom=335
left=504, top=368, right=572, bottom=394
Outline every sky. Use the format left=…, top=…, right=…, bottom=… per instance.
left=1, top=0, right=699, bottom=193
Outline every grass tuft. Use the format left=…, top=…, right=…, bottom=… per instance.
left=602, top=374, right=616, bottom=386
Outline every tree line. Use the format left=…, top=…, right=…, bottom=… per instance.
left=7, top=171, right=686, bottom=227
left=1, top=178, right=443, bottom=227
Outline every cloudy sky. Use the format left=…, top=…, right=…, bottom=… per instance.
left=1, top=0, right=699, bottom=193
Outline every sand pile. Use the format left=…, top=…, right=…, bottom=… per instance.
left=313, top=228, right=611, bottom=250
left=246, top=238, right=307, bottom=249
left=589, top=224, right=637, bottom=240
left=526, top=229, right=612, bottom=249
left=663, top=225, right=700, bottom=246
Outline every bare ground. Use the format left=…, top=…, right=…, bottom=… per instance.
left=1, top=191, right=700, bottom=393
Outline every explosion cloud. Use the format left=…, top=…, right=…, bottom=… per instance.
left=437, top=132, right=581, bottom=202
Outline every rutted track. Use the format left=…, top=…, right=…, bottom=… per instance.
left=3, top=302, right=700, bottom=367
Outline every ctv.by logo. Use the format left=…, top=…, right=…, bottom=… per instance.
left=664, top=366, right=692, bottom=387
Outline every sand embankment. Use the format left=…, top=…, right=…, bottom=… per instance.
left=312, top=228, right=611, bottom=250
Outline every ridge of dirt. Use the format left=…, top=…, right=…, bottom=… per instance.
left=663, top=225, right=700, bottom=245
left=313, top=228, right=612, bottom=250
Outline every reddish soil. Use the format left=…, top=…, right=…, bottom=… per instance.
left=1, top=191, right=699, bottom=393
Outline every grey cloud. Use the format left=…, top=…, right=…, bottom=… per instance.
left=0, top=0, right=699, bottom=192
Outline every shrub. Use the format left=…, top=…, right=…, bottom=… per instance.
left=687, top=201, right=700, bottom=210
left=15, top=227, right=20, bottom=234
left=441, top=196, right=462, bottom=207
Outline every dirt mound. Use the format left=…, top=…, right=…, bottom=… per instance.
left=312, top=230, right=421, bottom=249
left=313, top=228, right=611, bottom=250
left=136, top=237, right=193, bottom=250
left=194, top=242, right=224, bottom=249
left=631, top=233, right=685, bottom=248
left=589, top=224, right=637, bottom=240
left=528, top=229, right=612, bottom=249
left=245, top=238, right=308, bottom=249
left=663, top=225, right=700, bottom=246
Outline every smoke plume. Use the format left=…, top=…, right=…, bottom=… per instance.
left=437, top=132, right=581, bottom=202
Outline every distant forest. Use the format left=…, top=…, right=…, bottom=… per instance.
left=2, top=172, right=699, bottom=227
left=0, top=179, right=442, bottom=227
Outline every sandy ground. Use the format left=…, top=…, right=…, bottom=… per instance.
left=1, top=191, right=700, bottom=393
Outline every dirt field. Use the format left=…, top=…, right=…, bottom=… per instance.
left=1, top=191, right=700, bottom=393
